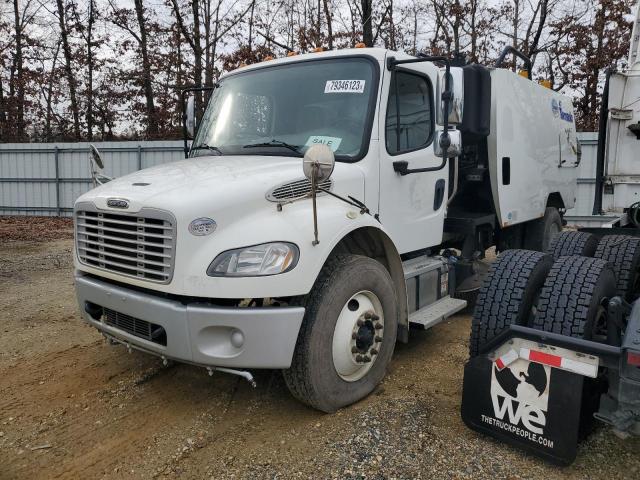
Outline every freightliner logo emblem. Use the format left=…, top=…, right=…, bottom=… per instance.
left=107, top=198, right=129, bottom=209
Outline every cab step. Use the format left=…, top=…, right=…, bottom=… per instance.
left=409, top=296, right=467, bottom=329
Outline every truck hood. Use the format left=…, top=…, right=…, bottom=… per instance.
left=76, top=155, right=365, bottom=216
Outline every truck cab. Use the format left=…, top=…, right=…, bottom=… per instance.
left=74, top=47, right=578, bottom=411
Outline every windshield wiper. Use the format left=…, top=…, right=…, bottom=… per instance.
left=243, top=139, right=301, bottom=154
left=191, top=143, right=224, bottom=155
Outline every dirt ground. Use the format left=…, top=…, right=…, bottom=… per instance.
left=1, top=218, right=639, bottom=479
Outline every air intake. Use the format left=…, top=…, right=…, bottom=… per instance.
left=266, top=178, right=333, bottom=202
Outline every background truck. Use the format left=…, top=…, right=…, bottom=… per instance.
left=461, top=8, right=640, bottom=465
left=74, top=44, right=578, bottom=412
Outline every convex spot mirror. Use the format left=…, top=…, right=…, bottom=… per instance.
left=436, top=67, right=464, bottom=126
left=303, top=144, right=335, bottom=183
left=434, top=129, right=462, bottom=158
left=185, top=96, right=196, bottom=138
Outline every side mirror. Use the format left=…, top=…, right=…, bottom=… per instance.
left=185, top=96, right=196, bottom=138
left=436, top=67, right=464, bottom=125
left=434, top=130, right=462, bottom=158
left=88, top=144, right=112, bottom=186
left=303, top=144, right=335, bottom=182
left=90, top=144, right=105, bottom=169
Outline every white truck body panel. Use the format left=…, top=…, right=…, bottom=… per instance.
left=488, top=69, right=578, bottom=227
left=600, top=68, right=640, bottom=216
left=74, top=154, right=394, bottom=298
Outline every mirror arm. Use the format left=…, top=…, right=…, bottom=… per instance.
left=387, top=55, right=452, bottom=175
left=181, top=84, right=218, bottom=159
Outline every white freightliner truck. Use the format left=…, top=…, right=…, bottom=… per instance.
left=74, top=45, right=579, bottom=412
left=461, top=9, right=640, bottom=465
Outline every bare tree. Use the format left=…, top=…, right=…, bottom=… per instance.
left=55, top=0, right=81, bottom=140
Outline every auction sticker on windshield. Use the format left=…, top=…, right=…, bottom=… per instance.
left=324, top=80, right=366, bottom=93
left=306, top=136, right=342, bottom=152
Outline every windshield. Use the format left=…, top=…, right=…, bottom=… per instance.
left=191, top=57, right=377, bottom=161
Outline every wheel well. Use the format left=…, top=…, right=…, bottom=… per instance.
left=330, top=227, right=409, bottom=342
left=547, top=192, right=565, bottom=211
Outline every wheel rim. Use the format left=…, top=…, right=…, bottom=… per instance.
left=592, top=301, right=609, bottom=342
left=332, top=290, right=384, bottom=382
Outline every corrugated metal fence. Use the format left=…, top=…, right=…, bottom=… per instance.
left=0, top=135, right=597, bottom=217
left=0, top=141, right=184, bottom=216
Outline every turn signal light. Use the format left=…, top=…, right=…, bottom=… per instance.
left=628, top=351, right=640, bottom=366
left=355, top=42, right=366, bottom=48
left=287, top=51, right=298, bottom=57
left=312, top=47, right=324, bottom=53
left=539, top=79, right=552, bottom=89
left=263, top=55, right=274, bottom=61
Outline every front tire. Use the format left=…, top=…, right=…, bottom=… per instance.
left=283, top=255, right=398, bottom=412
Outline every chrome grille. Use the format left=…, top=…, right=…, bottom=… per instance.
left=103, top=307, right=167, bottom=346
left=266, top=178, right=333, bottom=202
left=75, top=206, right=176, bottom=283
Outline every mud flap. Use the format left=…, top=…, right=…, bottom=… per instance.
left=461, top=354, right=586, bottom=465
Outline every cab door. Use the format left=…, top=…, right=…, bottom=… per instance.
left=378, top=61, right=448, bottom=254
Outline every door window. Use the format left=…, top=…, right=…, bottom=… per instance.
left=385, top=71, right=434, bottom=155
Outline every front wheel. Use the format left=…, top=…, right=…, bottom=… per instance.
left=283, top=255, right=398, bottom=412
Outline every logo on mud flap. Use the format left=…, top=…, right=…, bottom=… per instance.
left=481, top=359, right=555, bottom=448
left=106, top=198, right=129, bottom=209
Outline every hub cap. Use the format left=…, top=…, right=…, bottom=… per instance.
left=332, top=290, right=384, bottom=382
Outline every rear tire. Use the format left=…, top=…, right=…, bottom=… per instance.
left=524, top=207, right=562, bottom=252
left=532, top=256, right=616, bottom=437
left=533, top=256, right=616, bottom=340
left=546, top=231, right=598, bottom=260
left=283, top=255, right=398, bottom=412
left=594, top=235, right=640, bottom=301
left=469, top=249, right=553, bottom=357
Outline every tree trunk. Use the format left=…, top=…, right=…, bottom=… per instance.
left=45, top=42, right=62, bottom=141
left=13, top=0, right=25, bottom=140
left=134, top=0, right=158, bottom=137
left=56, top=0, right=81, bottom=140
left=0, top=76, right=6, bottom=140
left=322, top=0, right=333, bottom=49
left=191, top=0, right=204, bottom=119
left=361, top=0, right=373, bottom=47
left=87, top=0, right=95, bottom=140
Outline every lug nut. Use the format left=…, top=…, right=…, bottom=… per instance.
left=352, top=332, right=357, bottom=339
left=371, top=314, right=380, bottom=321
left=356, top=354, right=363, bottom=362
left=375, top=336, right=382, bottom=343
left=363, top=356, right=371, bottom=363
left=374, top=323, right=383, bottom=330
left=370, top=348, right=378, bottom=355
left=352, top=346, right=359, bottom=354
left=357, top=319, right=364, bottom=327
left=364, top=311, right=373, bottom=319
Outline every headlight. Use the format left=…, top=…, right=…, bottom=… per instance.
left=207, top=242, right=299, bottom=277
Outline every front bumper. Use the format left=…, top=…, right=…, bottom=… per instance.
left=75, top=272, right=305, bottom=369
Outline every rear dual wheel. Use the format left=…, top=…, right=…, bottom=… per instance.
left=546, top=231, right=599, bottom=260
left=470, top=251, right=617, bottom=356
left=594, top=235, right=640, bottom=302
left=469, top=249, right=553, bottom=356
